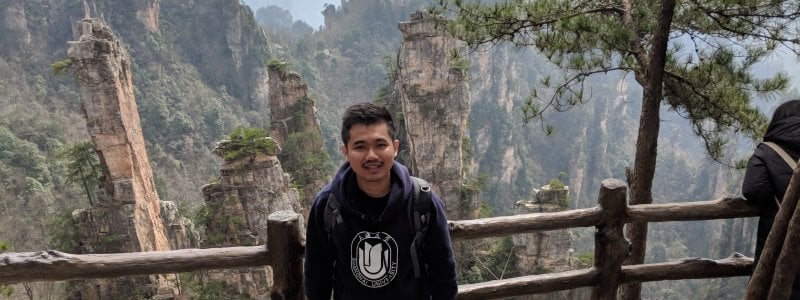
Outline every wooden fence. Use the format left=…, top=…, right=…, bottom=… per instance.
left=0, top=179, right=764, bottom=299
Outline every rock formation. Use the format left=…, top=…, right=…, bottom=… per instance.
left=267, top=64, right=329, bottom=211
left=395, top=11, right=473, bottom=220
left=198, top=138, right=302, bottom=297
left=67, top=18, right=178, bottom=299
left=268, top=66, right=314, bottom=146
left=513, top=184, right=588, bottom=299
left=134, top=0, right=160, bottom=33
left=513, top=184, right=571, bottom=273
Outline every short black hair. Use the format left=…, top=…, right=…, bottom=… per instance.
left=341, top=102, right=397, bottom=145
left=767, top=99, right=800, bottom=133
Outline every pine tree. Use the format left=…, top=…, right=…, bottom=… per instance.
left=431, top=0, right=800, bottom=298
left=56, top=142, right=102, bottom=207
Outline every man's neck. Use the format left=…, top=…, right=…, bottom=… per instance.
left=357, top=178, right=391, bottom=198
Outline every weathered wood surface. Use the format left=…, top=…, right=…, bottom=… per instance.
left=0, top=246, right=268, bottom=284
left=457, top=269, right=597, bottom=300
left=449, top=197, right=757, bottom=242
left=747, top=167, right=800, bottom=300
left=448, top=207, right=601, bottom=240
left=627, top=197, right=759, bottom=223
left=267, top=210, right=305, bottom=300
left=622, top=253, right=753, bottom=282
left=768, top=168, right=800, bottom=300
left=456, top=253, right=752, bottom=300
left=593, top=179, right=630, bottom=300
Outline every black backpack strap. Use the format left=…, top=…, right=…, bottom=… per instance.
left=323, top=192, right=344, bottom=242
left=409, top=176, right=433, bottom=278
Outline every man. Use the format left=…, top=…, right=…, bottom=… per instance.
left=304, top=102, right=457, bottom=299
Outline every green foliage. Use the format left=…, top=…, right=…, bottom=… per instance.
left=50, top=58, right=73, bottom=76
left=0, top=242, right=9, bottom=296
left=548, top=178, right=565, bottom=190
left=46, top=210, right=80, bottom=253
left=574, top=251, right=594, bottom=268
left=280, top=130, right=332, bottom=187
left=433, top=0, right=798, bottom=161
left=288, top=96, right=313, bottom=129
left=448, top=48, right=470, bottom=73
left=478, top=201, right=494, bottom=218
left=460, top=236, right=519, bottom=284
left=0, top=285, right=12, bottom=297
left=267, top=59, right=290, bottom=77
left=99, top=234, right=126, bottom=245
left=201, top=196, right=255, bottom=247
left=56, top=142, right=102, bottom=206
left=546, top=177, right=570, bottom=207
left=177, top=273, right=248, bottom=300
left=462, top=173, right=489, bottom=194
left=223, top=126, right=279, bottom=161
left=0, top=126, right=52, bottom=185
left=153, top=172, right=168, bottom=201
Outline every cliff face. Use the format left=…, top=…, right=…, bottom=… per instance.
left=67, top=18, right=179, bottom=299
left=199, top=139, right=301, bottom=297
left=69, top=18, right=169, bottom=253
left=267, top=67, right=329, bottom=211
left=395, top=11, right=473, bottom=220
left=268, top=69, right=312, bottom=146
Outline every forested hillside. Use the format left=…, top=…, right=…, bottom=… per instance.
left=0, top=0, right=795, bottom=298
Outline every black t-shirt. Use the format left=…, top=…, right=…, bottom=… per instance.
left=353, top=185, right=389, bottom=219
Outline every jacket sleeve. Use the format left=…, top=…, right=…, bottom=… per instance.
left=304, top=193, right=335, bottom=300
left=742, top=148, right=774, bottom=207
left=424, top=193, right=458, bottom=300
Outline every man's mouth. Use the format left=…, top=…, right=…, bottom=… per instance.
left=363, top=161, right=382, bottom=169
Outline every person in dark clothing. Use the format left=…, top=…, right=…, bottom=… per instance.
left=742, top=99, right=800, bottom=298
left=304, top=102, right=457, bottom=300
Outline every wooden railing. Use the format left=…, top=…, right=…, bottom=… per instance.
left=0, top=179, right=761, bottom=299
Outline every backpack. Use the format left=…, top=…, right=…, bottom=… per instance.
left=762, top=141, right=799, bottom=207
left=323, top=176, right=433, bottom=278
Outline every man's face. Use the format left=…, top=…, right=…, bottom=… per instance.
left=341, top=122, right=399, bottom=189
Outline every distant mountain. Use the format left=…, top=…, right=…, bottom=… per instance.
left=242, top=0, right=341, bottom=29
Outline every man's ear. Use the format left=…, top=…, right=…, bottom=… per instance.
left=340, top=144, right=348, bottom=159
left=393, top=139, right=400, bottom=157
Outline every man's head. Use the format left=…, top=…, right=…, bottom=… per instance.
left=340, top=102, right=400, bottom=196
left=341, top=102, right=397, bottom=145
left=767, top=99, right=800, bottom=133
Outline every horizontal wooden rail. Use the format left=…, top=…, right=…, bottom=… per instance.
left=448, top=207, right=601, bottom=240
left=458, top=269, right=597, bottom=300
left=622, top=252, right=753, bottom=283
left=627, top=197, right=759, bottom=223
left=449, top=197, right=758, bottom=241
left=457, top=253, right=752, bottom=299
left=0, top=246, right=268, bottom=285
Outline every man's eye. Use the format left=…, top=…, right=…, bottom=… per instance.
left=354, top=145, right=365, bottom=151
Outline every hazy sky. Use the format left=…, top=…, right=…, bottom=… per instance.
left=242, top=0, right=342, bottom=29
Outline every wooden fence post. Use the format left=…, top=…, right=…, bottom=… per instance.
left=592, top=179, right=631, bottom=300
left=267, top=210, right=305, bottom=300
left=768, top=168, right=800, bottom=299
left=747, top=168, right=800, bottom=300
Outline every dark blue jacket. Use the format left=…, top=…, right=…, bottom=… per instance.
left=742, top=116, right=800, bottom=299
left=304, top=161, right=457, bottom=300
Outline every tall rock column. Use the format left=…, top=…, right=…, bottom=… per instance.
left=268, top=64, right=329, bottom=212
left=395, top=11, right=473, bottom=220
left=67, top=18, right=176, bottom=299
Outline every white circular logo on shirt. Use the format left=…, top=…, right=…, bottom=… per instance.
left=350, top=231, right=398, bottom=288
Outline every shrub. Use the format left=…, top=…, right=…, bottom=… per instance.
left=223, top=126, right=279, bottom=161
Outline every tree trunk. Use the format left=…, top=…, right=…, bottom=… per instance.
left=621, top=0, right=676, bottom=299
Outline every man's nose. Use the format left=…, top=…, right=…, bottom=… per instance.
left=366, top=147, right=379, bottom=159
